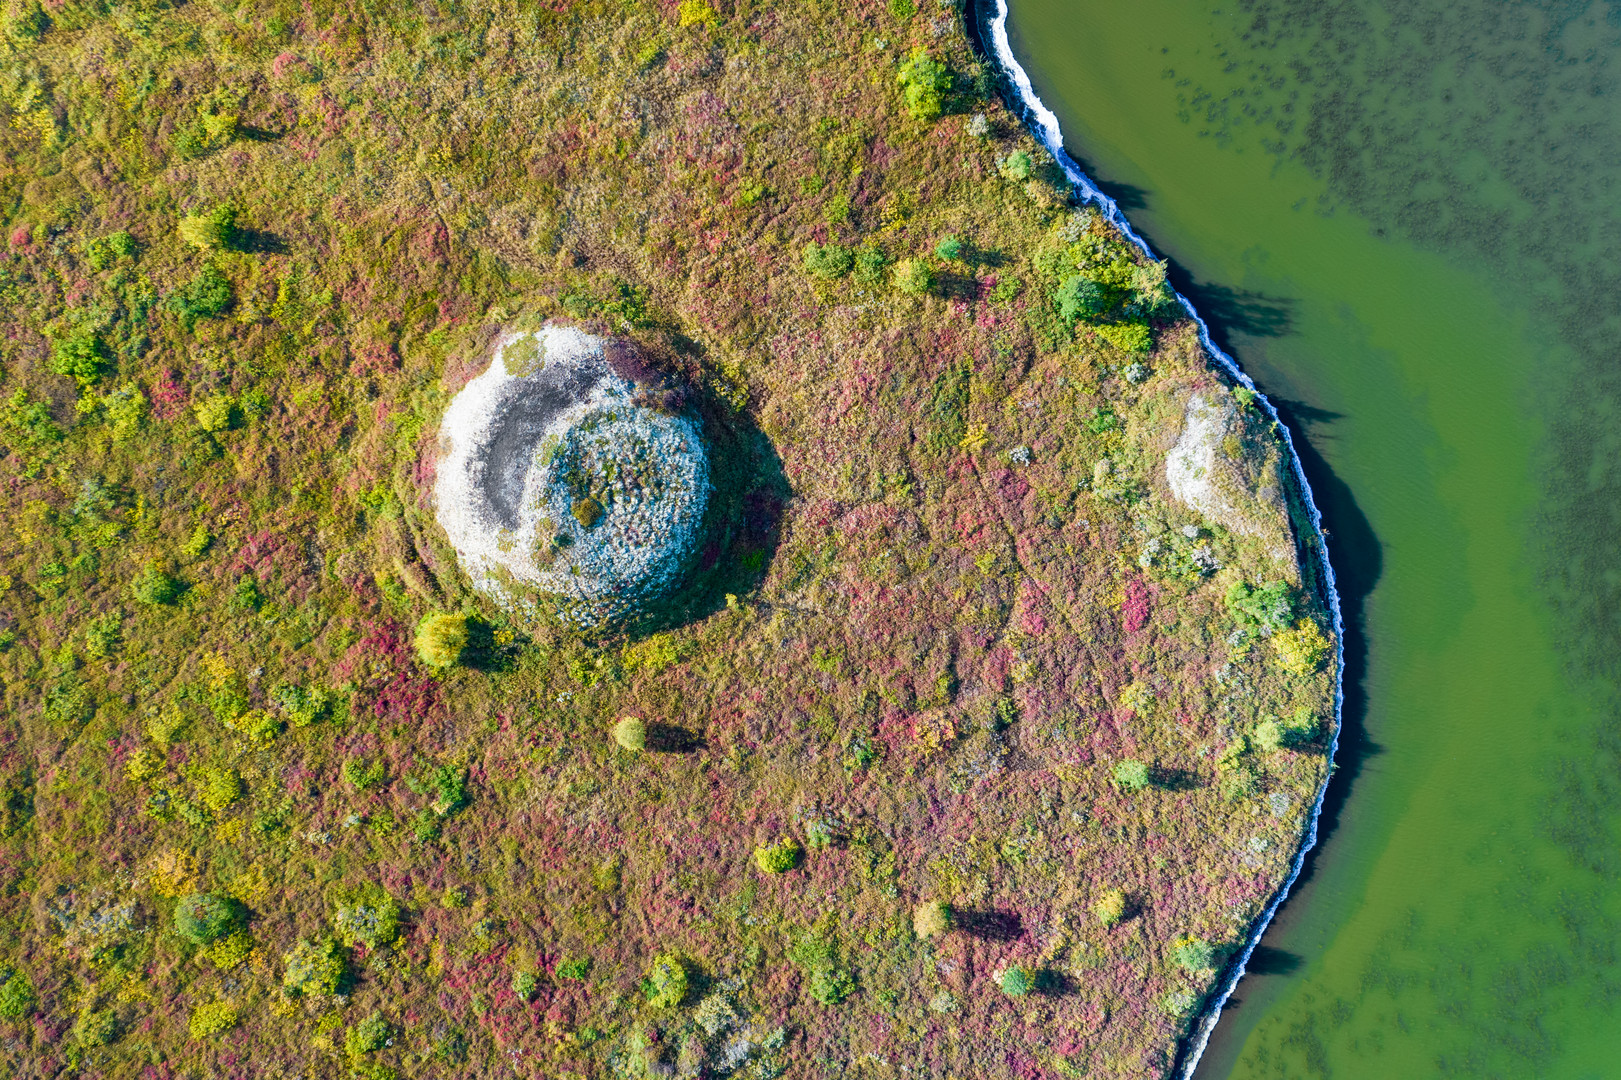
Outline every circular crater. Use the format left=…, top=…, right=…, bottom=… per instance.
left=434, top=324, right=710, bottom=626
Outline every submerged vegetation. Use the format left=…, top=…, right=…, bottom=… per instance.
left=0, top=0, right=1332, bottom=1077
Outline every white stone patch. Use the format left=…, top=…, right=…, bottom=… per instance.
left=1165, top=390, right=1291, bottom=565
left=434, top=324, right=710, bottom=625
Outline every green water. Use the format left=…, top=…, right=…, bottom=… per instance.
left=995, top=1, right=1621, bottom=1076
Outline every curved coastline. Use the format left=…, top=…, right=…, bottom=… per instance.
left=974, top=3, right=1349, bottom=1075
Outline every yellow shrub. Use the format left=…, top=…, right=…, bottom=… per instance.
left=188, top=1001, right=238, bottom=1039
left=125, top=748, right=162, bottom=785
left=1273, top=620, right=1331, bottom=676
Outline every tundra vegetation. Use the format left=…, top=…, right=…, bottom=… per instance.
left=0, top=0, right=1333, bottom=1077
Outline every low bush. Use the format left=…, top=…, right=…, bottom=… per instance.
left=283, top=937, right=345, bottom=997
left=168, top=264, right=233, bottom=330
left=0, top=971, right=35, bottom=1018
left=643, top=953, right=689, bottom=1008
left=754, top=837, right=802, bottom=874
left=1274, top=620, right=1331, bottom=675
left=345, top=1012, right=390, bottom=1057
left=178, top=205, right=239, bottom=251
left=894, top=258, right=934, bottom=296
left=73, top=1008, right=117, bottom=1046
left=511, top=970, right=538, bottom=1001
left=1226, top=580, right=1293, bottom=632
left=335, top=885, right=401, bottom=949
left=1113, top=759, right=1150, bottom=792
left=1094, top=321, right=1153, bottom=355
left=174, top=893, right=241, bottom=945
left=187, top=1001, right=238, bottom=1039
left=414, top=612, right=468, bottom=670
left=896, top=48, right=951, bottom=122
left=1172, top=935, right=1218, bottom=972
left=802, top=241, right=854, bottom=279
left=997, top=149, right=1033, bottom=181
left=934, top=234, right=963, bottom=261
left=853, top=242, right=889, bottom=286
left=612, top=716, right=647, bottom=751
left=808, top=965, right=855, bottom=1005
left=557, top=956, right=593, bottom=980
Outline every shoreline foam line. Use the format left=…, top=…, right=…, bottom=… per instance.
left=978, top=3, right=1348, bottom=1076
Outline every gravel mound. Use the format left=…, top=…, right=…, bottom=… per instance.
left=435, top=325, right=710, bottom=625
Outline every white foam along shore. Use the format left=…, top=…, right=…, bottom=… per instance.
left=981, top=3, right=1347, bottom=1075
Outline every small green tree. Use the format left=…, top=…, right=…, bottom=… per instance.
left=998, top=965, right=1035, bottom=998
left=853, top=243, right=889, bottom=286
left=131, top=565, right=182, bottom=606
left=178, top=205, right=239, bottom=251
left=1113, top=759, right=1150, bottom=792
left=807, top=966, right=855, bottom=1005
left=612, top=716, right=647, bottom=751
left=174, top=893, right=241, bottom=945
left=415, top=612, right=468, bottom=670
left=896, top=48, right=951, bottom=122
left=345, top=1012, right=389, bottom=1057
left=0, top=971, right=36, bottom=1018
left=933, top=234, right=963, bottom=261
left=1054, top=275, right=1110, bottom=326
left=643, top=953, right=690, bottom=1008
left=754, top=837, right=802, bottom=874
left=1094, top=888, right=1127, bottom=927
left=283, top=937, right=345, bottom=997
left=998, top=149, right=1033, bottom=181
left=803, top=241, right=854, bottom=279
left=334, top=886, right=401, bottom=949
left=894, top=258, right=934, bottom=296
left=187, top=1001, right=238, bottom=1039
left=1172, top=935, right=1218, bottom=972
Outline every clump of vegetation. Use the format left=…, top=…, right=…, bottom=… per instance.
left=0, top=971, right=36, bottom=1018
left=998, top=965, right=1036, bottom=998
left=642, top=953, right=690, bottom=1009
left=414, top=612, right=468, bottom=670
left=896, top=48, right=951, bottom=122
left=803, top=241, right=854, bottom=279
left=283, top=938, right=345, bottom=998
left=1094, top=888, right=1128, bottom=927
left=335, top=886, right=401, bottom=949
left=612, top=716, right=648, bottom=751
left=1113, top=759, right=1151, bottom=792
left=345, top=1012, right=390, bottom=1057
left=1274, top=620, right=1332, bottom=674
left=753, top=836, right=802, bottom=874
left=788, top=930, right=856, bottom=1006
left=913, top=899, right=952, bottom=939
left=188, top=1001, right=239, bottom=1039
left=1172, top=936, right=1219, bottom=973
left=178, top=205, right=240, bottom=251
left=894, top=258, right=934, bottom=295
left=174, top=893, right=242, bottom=945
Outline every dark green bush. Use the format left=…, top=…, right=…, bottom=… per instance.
left=934, top=234, right=963, bottom=261
left=1227, top=580, right=1293, bottom=632
left=168, top=264, right=232, bottom=330
left=131, top=565, right=182, bottom=606
left=174, top=893, right=241, bottom=945
left=557, top=956, right=593, bottom=980
left=1054, top=275, right=1110, bottom=326
left=802, top=241, right=854, bottom=279
left=998, top=965, right=1035, bottom=997
left=1172, top=936, right=1218, bottom=972
left=48, top=328, right=108, bottom=388
left=808, top=965, right=855, bottom=1005
left=853, top=243, right=889, bottom=286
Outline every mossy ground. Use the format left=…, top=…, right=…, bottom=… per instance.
left=0, top=1, right=1333, bottom=1077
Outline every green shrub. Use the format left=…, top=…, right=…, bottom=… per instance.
left=1094, top=321, right=1153, bottom=354
left=1054, top=275, right=1109, bottom=326
left=0, top=972, right=36, bottom=1018
left=335, top=886, right=401, bottom=949
left=343, top=757, right=386, bottom=789
left=571, top=496, right=603, bottom=527
left=48, top=328, right=109, bottom=387
left=230, top=575, right=262, bottom=611
left=84, top=611, right=122, bottom=659
left=174, top=893, right=241, bottom=945
left=194, top=393, right=237, bottom=432
left=512, top=970, right=538, bottom=1001
left=1226, top=580, right=1293, bottom=632
left=808, top=965, right=855, bottom=1005
left=73, top=1008, right=117, bottom=1046
left=195, top=766, right=243, bottom=812
left=273, top=683, right=331, bottom=727
left=415, top=612, right=468, bottom=670
left=934, top=234, right=963, bottom=261
left=913, top=900, right=952, bottom=939
left=169, top=264, right=232, bottom=330
left=612, top=717, right=647, bottom=751
left=283, top=937, right=345, bottom=997
left=557, top=956, right=593, bottom=980
left=172, top=111, right=239, bottom=161
left=643, top=953, right=690, bottom=1008
left=998, top=965, right=1035, bottom=998
left=894, top=258, right=934, bottom=296
left=853, top=243, right=889, bottom=286
left=187, top=1001, right=238, bottom=1039
left=896, top=48, right=951, bottom=122
left=131, top=565, right=181, bottom=607
left=998, top=149, right=1033, bottom=181
left=1113, top=759, right=1150, bottom=792
left=345, top=1012, right=389, bottom=1057
left=1094, top=888, right=1127, bottom=927
left=802, top=241, right=854, bottom=279
left=1172, top=936, right=1217, bottom=972
left=754, top=837, right=802, bottom=874
left=178, top=205, right=239, bottom=250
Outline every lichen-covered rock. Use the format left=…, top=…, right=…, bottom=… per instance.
left=434, top=325, right=710, bottom=626
left=1166, top=389, right=1295, bottom=565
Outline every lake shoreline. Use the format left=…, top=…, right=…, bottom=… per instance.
left=967, top=1, right=1348, bottom=1074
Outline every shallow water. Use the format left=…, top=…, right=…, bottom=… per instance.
left=998, top=1, right=1621, bottom=1075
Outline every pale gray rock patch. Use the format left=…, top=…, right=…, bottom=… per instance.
left=434, top=324, right=710, bottom=625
